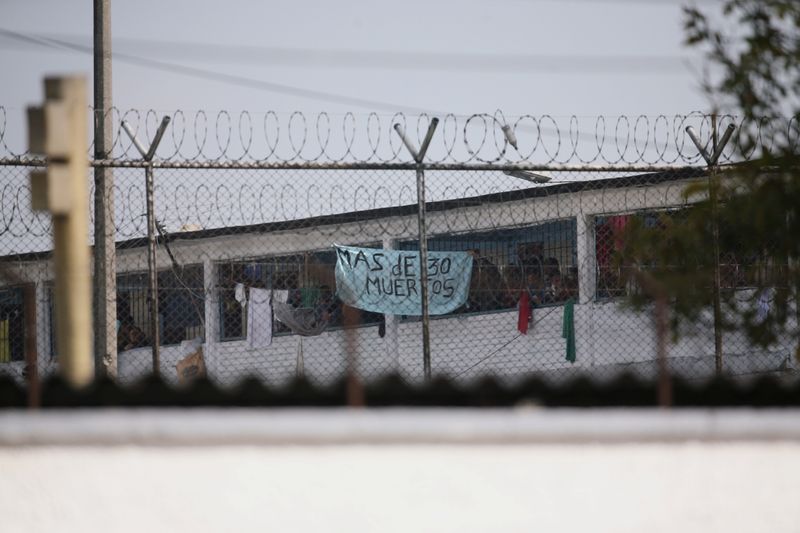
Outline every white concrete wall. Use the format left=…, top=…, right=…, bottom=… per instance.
left=110, top=299, right=792, bottom=387
left=1, top=409, right=799, bottom=533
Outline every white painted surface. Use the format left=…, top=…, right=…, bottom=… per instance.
left=3, top=408, right=800, bottom=445
left=1, top=409, right=799, bottom=533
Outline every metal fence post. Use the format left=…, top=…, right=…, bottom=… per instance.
left=121, top=117, right=171, bottom=377
left=144, top=163, right=160, bottom=375
left=686, top=120, right=735, bottom=377
left=394, top=118, right=439, bottom=382
left=415, top=162, right=432, bottom=381
left=382, top=236, right=401, bottom=373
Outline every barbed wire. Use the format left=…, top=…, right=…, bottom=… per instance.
left=0, top=167, right=698, bottom=248
left=2, top=107, right=796, bottom=164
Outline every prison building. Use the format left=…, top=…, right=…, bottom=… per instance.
left=0, top=169, right=793, bottom=387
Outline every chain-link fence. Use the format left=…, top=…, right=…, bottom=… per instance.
left=0, top=111, right=796, bottom=389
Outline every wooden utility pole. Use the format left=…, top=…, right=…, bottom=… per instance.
left=94, top=0, right=117, bottom=378
left=28, top=77, right=94, bottom=388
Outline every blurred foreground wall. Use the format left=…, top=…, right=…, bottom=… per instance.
left=1, top=409, right=799, bottom=533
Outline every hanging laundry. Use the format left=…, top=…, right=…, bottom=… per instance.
left=610, top=215, right=631, bottom=252
left=300, top=286, right=320, bottom=308
left=274, top=301, right=328, bottom=337
left=247, top=288, right=272, bottom=349
left=234, top=283, right=247, bottom=309
left=562, top=298, right=576, bottom=363
left=755, top=288, right=772, bottom=324
left=244, top=263, right=262, bottom=282
left=273, top=290, right=289, bottom=304
left=517, top=291, right=530, bottom=335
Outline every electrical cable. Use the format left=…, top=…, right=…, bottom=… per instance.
left=1, top=31, right=689, bottom=73
left=0, top=27, right=687, bottom=151
left=0, top=28, right=439, bottom=115
left=154, top=220, right=207, bottom=328
left=452, top=304, right=560, bottom=377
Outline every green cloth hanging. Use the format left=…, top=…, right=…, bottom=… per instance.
left=300, top=286, right=320, bottom=308
left=562, top=298, right=576, bottom=363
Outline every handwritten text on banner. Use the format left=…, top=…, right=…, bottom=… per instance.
left=334, top=245, right=473, bottom=316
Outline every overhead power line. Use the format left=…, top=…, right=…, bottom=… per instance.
left=510, top=0, right=719, bottom=4
left=0, top=28, right=677, bottom=150
left=0, top=28, right=433, bottom=114
left=1, top=31, right=689, bottom=73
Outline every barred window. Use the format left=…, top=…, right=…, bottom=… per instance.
left=217, top=248, right=382, bottom=341
left=115, top=265, right=205, bottom=351
left=400, top=218, right=578, bottom=315
left=595, top=213, right=641, bottom=299
left=594, top=209, right=774, bottom=300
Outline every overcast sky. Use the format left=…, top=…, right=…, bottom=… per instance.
left=0, top=0, right=717, bottom=151
left=1, top=0, right=723, bottom=251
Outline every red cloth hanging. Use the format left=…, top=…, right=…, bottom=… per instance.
left=611, top=215, right=631, bottom=251
left=517, top=291, right=530, bottom=335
